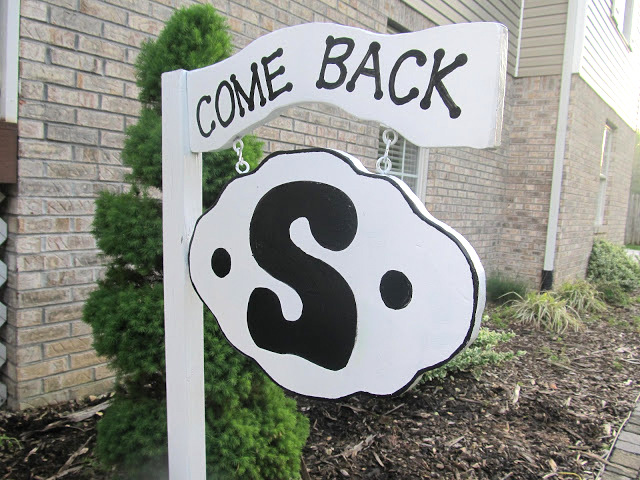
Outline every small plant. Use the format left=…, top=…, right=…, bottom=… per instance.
left=421, top=328, right=519, bottom=382
left=555, top=280, right=607, bottom=316
left=0, top=433, right=21, bottom=453
left=483, top=308, right=512, bottom=329
left=486, top=274, right=529, bottom=304
left=587, top=239, right=640, bottom=292
left=509, top=292, right=583, bottom=334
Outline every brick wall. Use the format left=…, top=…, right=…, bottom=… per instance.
left=499, top=75, right=561, bottom=285
left=554, top=75, right=635, bottom=284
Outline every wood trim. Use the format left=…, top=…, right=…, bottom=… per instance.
left=0, top=121, right=17, bottom=183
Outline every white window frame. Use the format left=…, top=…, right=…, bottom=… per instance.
left=612, top=0, right=635, bottom=46
left=595, top=124, right=614, bottom=226
left=0, top=0, right=20, bottom=123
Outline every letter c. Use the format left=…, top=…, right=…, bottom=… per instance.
left=196, top=95, right=215, bottom=138
left=389, top=50, right=427, bottom=106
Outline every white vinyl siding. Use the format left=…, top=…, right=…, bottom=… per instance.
left=517, top=0, right=568, bottom=77
left=580, top=0, right=640, bottom=129
left=402, top=0, right=521, bottom=75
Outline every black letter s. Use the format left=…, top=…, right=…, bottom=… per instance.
left=248, top=182, right=358, bottom=371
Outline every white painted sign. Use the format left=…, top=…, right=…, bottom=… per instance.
left=189, top=149, right=484, bottom=399
left=187, top=22, right=508, bottom=152
left=164, top=21, right=506, bottom=477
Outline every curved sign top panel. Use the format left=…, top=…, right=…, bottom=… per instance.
left=186, top=22, right=508, bottom=152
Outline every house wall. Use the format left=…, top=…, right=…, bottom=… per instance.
left=517, top=0, right=567, bottom=77
left=554, top=74, right=635, bottom=283
left=425, top=77, right=513, bottom=276
left=579, top=0, right=640, bottom=130
left=500, top=75, right=560, bottom=285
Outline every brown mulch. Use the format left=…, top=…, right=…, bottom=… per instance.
left=1, top=303, right=639, bottom=480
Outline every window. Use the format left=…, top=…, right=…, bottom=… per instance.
left=596, top=124, right=614, bottom=226
left=612, top=0, right=635, bottom=44
left=377, top=127, right=428, bottom=200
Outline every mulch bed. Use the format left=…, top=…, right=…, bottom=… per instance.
left=1, top=303, right=639, bottom=480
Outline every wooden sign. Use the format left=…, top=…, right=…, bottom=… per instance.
left=163, top=21, right=506, bottom=477
left=187, top=22, right=508, bottom=152
left=189, top=149, right=484, bottom=399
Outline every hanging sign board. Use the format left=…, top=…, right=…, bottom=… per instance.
left=189, top=148, right=484, bottom=399
left=180, top=21, right=507, bottom=399
left=187, top=22, right=508, bottom=152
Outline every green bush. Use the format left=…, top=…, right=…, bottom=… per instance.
left=421, top=328, right=518, bottom=382
left=595, top=280, right=631, bottom=306
left=486, top=274, right=529, bottom=304
left=96, top=317, right=308, bottom=480
left=555, top=280, right=607, bottom=316
left=587, top=239, right=640, bottom=292
left=121, top=109, right=262, bottom=207
left=509, top=292, right=583, bottom=334
left=135, top=3, right=232, bottom=108
left=84, top=5, right=308, bottom=478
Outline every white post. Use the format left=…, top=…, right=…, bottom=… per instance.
left=162, top=69, right=206, bottom=479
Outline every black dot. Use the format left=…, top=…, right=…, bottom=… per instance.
left=211, top=248, right=231, bottom=278
left=380, top=270, right=412, bottom=310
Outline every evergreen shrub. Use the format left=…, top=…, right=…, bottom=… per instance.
left=587, top=239, right=640, bottom=293
left=83, top=5, right=308, bottom=478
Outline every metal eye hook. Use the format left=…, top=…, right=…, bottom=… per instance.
left=233, top=137, right=250, bottom=174
left=376, top=128, right=398, bottom=175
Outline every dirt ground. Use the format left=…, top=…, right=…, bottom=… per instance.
left=1, top=302, right=639, bottom=480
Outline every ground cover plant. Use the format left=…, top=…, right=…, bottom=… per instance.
left=81, top=5, right=308, bottom=478
left=508, top=291, right=583, bottom=334
left=555, top=280, right=607, bottom=316
left=420, top=327, right=519, bottom=382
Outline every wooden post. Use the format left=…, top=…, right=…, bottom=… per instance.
left=161, top=69, right=206, bottom=479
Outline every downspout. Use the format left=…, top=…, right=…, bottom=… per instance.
left=541, top=0, right=584, bottom=290
left=0, top=0, right=20, bottom=123
left=514, top=0, right=525, bottom=78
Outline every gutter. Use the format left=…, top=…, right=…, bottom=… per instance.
left=541, top=0, right=584, bottom=290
